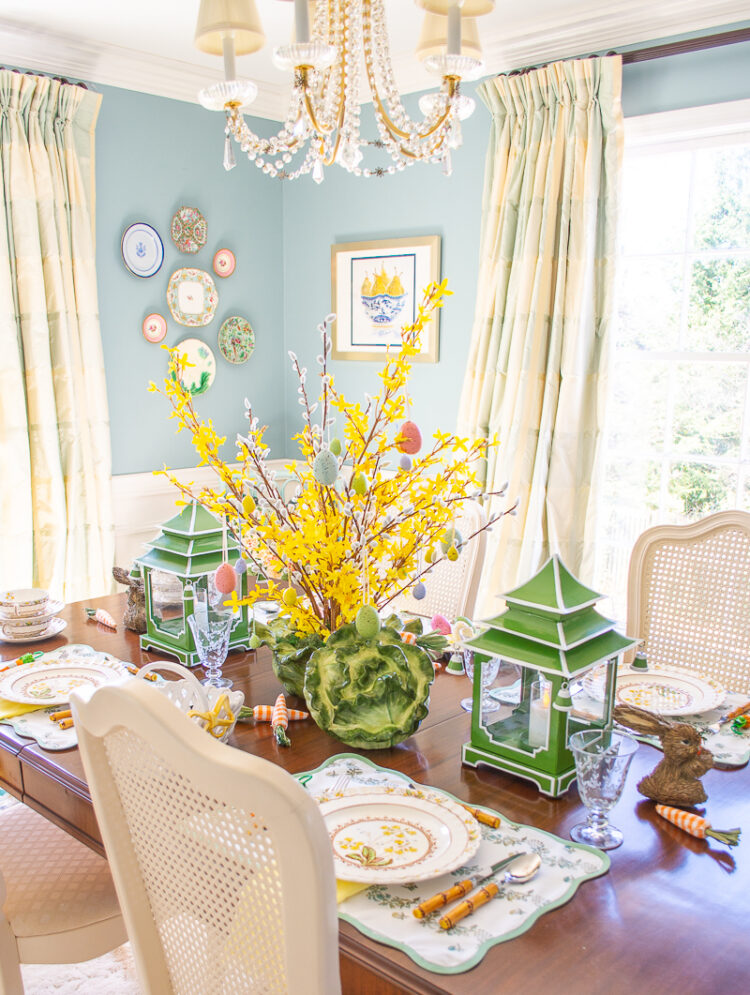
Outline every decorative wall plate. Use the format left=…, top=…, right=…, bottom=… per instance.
left=317, top=786, right=481, bottom=884
left=166, top=268, right=218, bottom=327
left=174, top=338, right=216, bottom=396
left=213, top=248, right=236, bottom=278
left=171, top=206, right=207, bottom=254
left=218, top=316, right=255, bottom=364
left=121, top=223, right=164, bottom=278
left=0, top=652, right=127, bottom=705
left=142, top=312, right=168, bottom=343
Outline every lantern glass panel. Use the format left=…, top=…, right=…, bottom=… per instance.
left=481, top=669, right=546, bottom=754
left=150, top=571, right=187, bottom=638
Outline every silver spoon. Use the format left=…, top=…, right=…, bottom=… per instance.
left=503, top=851, right=542, bottom=883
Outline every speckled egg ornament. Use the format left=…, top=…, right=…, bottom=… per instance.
left=399, top=454, right=413, bottom=471
left=355, top=604, right=380, bottom=639
left=431, top=614, right=452, bottom=636
left=214, top=562, right=237, bottom=595
left=329, top=437, right=342, bottom=456
left=352, top=472, right=368, bottom=496
left=313, top=449, right=339, bottom=486
left=234, top=558, right=249, bottom=575
left=397, top=420, right=422, bottom=455
left=413, top=582, right=426, bottom=600
left=446, top=545, right=459, bottom=562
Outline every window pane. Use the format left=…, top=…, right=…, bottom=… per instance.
left=615, top=257, right=682, bottom=350
left=692, top=144, right=750, bottom=251
left=608, top=359, right=669, bottom=454
left=687, top=257, right=750, bottom=351
left=620, top=151, right=691, bottom=254
left=667, top=461, right=738, bottom=519
left=673, top=362, right=745, bottom=459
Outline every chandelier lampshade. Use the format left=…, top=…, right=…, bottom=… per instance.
left=194, top=0, right=266, bottom=56
left=416, top=14, right=482, bottom=61
left=415, top=0, right=495, bottom=15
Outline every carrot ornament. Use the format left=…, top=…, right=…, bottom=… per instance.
left=655, top=805, right=741, bottom=846
left=271, top=693, right=291, bottom=747
left=86, top=608, right=117, bottom=630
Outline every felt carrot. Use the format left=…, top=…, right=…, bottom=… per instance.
left=271, top=693, right=291, bottom=747
left=86, top=608, right=116, bottom=630
left=655, top=805, right=741, bottom=846
left=246, top=704, right=308, bottom=723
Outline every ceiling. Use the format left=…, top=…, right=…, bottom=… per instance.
left=0, top=0, right=747, bottom=119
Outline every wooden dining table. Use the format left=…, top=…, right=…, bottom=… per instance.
left=0, top=594, right=747, bottom=995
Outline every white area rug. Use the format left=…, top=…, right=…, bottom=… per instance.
left=21, top=945, right=141, bottom=994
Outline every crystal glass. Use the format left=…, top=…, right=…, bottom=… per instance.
left=461, top=651, right=500, bottom=715
left=569, top=729, right=638, bottom=850
left=188, top=602, right=233, bottom=689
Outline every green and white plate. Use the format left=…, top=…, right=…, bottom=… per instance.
left=166, top=268, right=218, bottom=327
left=174, top=338, right=216, bottom=396
left=218, top=316, right=255, bottom=364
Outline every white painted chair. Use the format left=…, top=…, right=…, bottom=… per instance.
left=0, top=804, right=126, bottom=995
left=70, top=678, right=341, bottom=995
left=393, top=499, right=488, bottom=622
left=627, top=510, right=750, bottom=693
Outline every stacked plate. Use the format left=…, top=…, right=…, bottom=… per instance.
left=0, top=589, right=66, bottom=644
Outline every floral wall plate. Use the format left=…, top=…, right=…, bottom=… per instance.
left=171, top=206, right=207, bottom=254
left=218, top=316, right=255, bottom=364
left=174, top=338, right=216, bottom=396
left=318, top=786, right=481, bottom=884
left=142, top=312, right=168, bottom=343
left=213, top=248, right=236, bottom=278
left=166, top=268, right=218, bottom=327
left=121, top=222, right=164, bottom=278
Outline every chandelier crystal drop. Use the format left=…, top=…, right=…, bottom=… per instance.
left=195, top=0, right=491, bottom=181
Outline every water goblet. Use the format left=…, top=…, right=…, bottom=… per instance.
left=461, top=651, right=501, bottom=715
left=188, top=607, right=233, bottom=689
left=569, top=729, right=638, bottom=850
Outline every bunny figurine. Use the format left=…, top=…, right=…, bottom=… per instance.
left=612, top=704, right=714, bottom=807
left=113, top=565, right=147, bottom=634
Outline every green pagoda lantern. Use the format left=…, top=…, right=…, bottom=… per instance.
left=462, top=556, right=638, bottom=797
left=136, top=501, right=253, bottom=666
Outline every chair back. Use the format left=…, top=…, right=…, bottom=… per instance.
left=70, top=679, right=341, bottom=995
left=394, top=499, right=487, bottom=621
left=627, top=510, right=750, bottom=693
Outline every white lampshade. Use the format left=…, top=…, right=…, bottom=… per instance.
left=194, top=0, right=265, bottom=56
left=415, top=0, right=495, bottom=15
left=416, top=14, right=482, bottom=61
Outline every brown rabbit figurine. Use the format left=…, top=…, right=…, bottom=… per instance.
left=612, top=704, right=714, bottom=807
left=113, top=565, right=147, bottom=634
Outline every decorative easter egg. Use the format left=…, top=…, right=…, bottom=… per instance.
left=248, top=632, right=262, bottom=649
left=214, top=562, right=237, bottom=594
left=234, top=557, right=249, bottom=575
left=282, top=587, right=297, bottom=607
left=352, top=472, right=368, bottom=496
left=431, top=614, right=452, bottom=636
left=329, top=437, right=342, bottom=456
left=355, top=604, right=380, bottom=640
left=446, top=545, right=459, bottom=562
left=242, top=494, right=256, bottom=516
left=397, top=420, right=422, bottom=455
left=425, top=547, right=436, bottom=563
left=313, top=449, right=339, bottom=486
left=413, top=582, right=426, bottom=600
left=440, top=527, right=463, bottom=553
left=399, top=454, right=413, bottom=471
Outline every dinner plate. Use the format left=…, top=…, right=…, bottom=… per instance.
left=121, top=223, right=164, bottom=278
left=318, top=786, right=481, bottom=884
left=167, top=268, right=218, bottom=327
left=583, top=663, right=724, bottom=716
left=0, top=617, right=67, bottom=644
left=0, top=652, right=127, bottom=705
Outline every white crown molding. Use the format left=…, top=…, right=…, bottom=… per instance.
left=2, top=0, right=748, bottom=122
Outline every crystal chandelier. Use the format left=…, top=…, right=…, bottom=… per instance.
left=195, top=0, right=494, bottom=182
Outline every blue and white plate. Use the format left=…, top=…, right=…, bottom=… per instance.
left=121, top=222, right=164, bottom=278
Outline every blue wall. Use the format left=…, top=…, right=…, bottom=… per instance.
left=95, top=85, right=285, bottom=474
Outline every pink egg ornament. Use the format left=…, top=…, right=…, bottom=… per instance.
left=214, top=561, right=237, bottom=594
left=397, top=420, right=422, bottom=455
left=431, top=613, right=452, bottom=636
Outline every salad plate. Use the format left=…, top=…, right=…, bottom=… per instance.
left=170, top=206, right=207, bottom=254
left=167, top=268, right=218, bottom=327
left=121, top=223, right=164, bottom=278
left=317, top=785, right=481, bottom=884
left=218, top=316, right=255, bottom=364
left=0, top=649, right=127, bottom=705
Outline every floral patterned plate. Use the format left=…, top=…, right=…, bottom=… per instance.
left=218, top=316, right=255, bottom=364
left=582, top=663, right=724, bottom=717
left=174, top=338, right=216, bottom=396
left=213, top=248, right=236, bottom=278
left=318, top=786, right=481, bottom=884
left=0, top=652, right=127, bottom=705
left=170, top=206, right=207, bottom=254
left=166, top=268, right=218, bottom=327
left=142, top=312, right=168, bottom=343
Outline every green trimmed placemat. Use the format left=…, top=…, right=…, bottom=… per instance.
left=296, top=753, right=609, bottom=975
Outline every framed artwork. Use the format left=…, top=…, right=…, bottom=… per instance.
left=330, top=236, right=441, bottom=362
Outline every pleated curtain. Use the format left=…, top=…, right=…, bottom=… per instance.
left=458, top=57, right=623, bottom=612
left=0, top=70, right=114, bottom=601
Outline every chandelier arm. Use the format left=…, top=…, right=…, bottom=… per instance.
left=226, top=105, right=306, bottom=158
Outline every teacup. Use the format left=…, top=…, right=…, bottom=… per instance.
left=0, top=589, right=49, bottom=619
left=1, top=616, right=52, bottom=638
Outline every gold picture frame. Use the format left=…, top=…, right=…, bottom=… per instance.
left=330, top=235, right=441, bottom=362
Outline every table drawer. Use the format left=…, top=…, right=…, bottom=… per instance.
left=0, top=748, right=23, bottom=794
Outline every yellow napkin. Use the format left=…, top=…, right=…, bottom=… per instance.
left=0, top=698, right=43, bottom=721
left=336, top=880, right=369, bottom=904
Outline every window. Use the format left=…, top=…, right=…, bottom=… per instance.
left=594, top=102, right=750, bottom=618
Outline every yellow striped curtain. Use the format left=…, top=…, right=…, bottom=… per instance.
left=0, top=71, right=113, bottom=601
left=458, top=57, right=623, bottom=611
